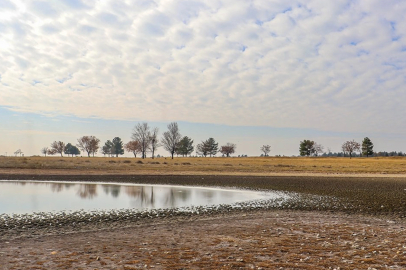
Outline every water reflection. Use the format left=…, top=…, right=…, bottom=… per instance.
left=0, top=181, right=277, bottom=215
left=77, top=184, right=97, bottom=199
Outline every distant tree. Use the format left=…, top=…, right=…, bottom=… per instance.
left=312, top=142, right=324, bottom=156
left=102, top=140, right=114, bottom=157
left=64, top=143, right=80, bottom=157
left=49, top=141, right=65, bottom=157
left=148, top=128, right=160, bottom=159
left=176, top=136, right=194, bottom=157
left=14, top=149, right=23, bottom=157
left=362, top=137, right=374, bottom=157
left=196, top=142, right=208, bottom=157
left=112, top=137, right=124, bottom=157
left=77, top=136, right=100, bottom=157
left=220, top=143, right=236, bottom=157
left=197, top=138, right=218, bottom=157
left=41, top=147, right=48, bottom=157
left=207, top=138, right=219, bottom=157
left=260, top=145, right=271, bottom=156
left=342, top=140, right=361, bottom=159
left=132, top=123, right=151, bottom=159
left=161, top=122, right=182, bottom=159
left=299, top=140, right=315, bottom=156
left=47, top=149, right=57, bottom=156
left=124, top=140, right=142, bottom=158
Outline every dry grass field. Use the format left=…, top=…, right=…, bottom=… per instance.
left=1, top=155, right=406, bottom=176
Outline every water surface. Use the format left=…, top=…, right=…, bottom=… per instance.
left=0, top=181, right=283, bottom=215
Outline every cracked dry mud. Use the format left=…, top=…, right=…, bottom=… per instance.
left=1, top=210, right=406, bottom=269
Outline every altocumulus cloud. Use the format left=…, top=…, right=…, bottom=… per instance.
left=0, top=0, right=405, bottom=133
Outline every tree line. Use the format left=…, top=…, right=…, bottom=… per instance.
left=298, top=137, right=397, bottom=158
left=41, top=122, right=240, bottom=159
left=38, top=124, right=399, bottom=159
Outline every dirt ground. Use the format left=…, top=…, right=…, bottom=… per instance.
left=1, top=210, right=406, bottom=270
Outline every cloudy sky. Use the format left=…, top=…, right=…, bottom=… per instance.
left=1, top=0, right=405, bottom=157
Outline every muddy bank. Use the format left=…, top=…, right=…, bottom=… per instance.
left=1, top=210, right=406, bottom=269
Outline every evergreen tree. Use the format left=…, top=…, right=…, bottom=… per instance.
left=362, top=137, right=374, bottom=157
left=299, top=140, right=315, bottom=156
left=102, top=140, right=114, bottom=156
left=176, top=136, right=194, bottom=157
left=112, top=137, right=124, bottom=157
left=64, top=143, right=80, bottom=157
left=197, top=138, right=218, bottom=157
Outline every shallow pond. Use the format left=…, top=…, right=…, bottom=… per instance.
left=0, top=181, right=284, bottom=215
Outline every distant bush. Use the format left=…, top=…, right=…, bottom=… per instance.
left=123, top=160, right=131, bottom=164
left=136, top=160, right=143, bottom=164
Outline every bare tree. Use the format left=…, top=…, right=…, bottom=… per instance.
left=49, top=141, right=65, bottom=157
left=41, top=147, right=48, bottom=157
left=342, top=140, right=361, bottom=159
left=220, top=143, right=236, bottom=157
left=260, top=145, right=271, bottom=156
left=312, top=142, right=324, bottom=156
left=125, top=140, right=142, bottom=158
left=149, top=127, right=160, bottom=159
left=131, top=123, right=151, bottom=159
left=161, top=122, right=182, bottom=159
left=77, top=136, right=100, bottom=157
left=14, top=149, right=23, bottom=157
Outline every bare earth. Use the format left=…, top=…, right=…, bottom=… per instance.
left=1, top=210, right=406, bottom=269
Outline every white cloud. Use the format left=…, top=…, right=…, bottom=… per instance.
left=0, top=0, right=406, bottom=134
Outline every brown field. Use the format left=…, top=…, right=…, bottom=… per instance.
left=1, top=155, right=406, bottom=176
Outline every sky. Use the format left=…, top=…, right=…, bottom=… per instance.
left=0, top=0, right=406, bottom=157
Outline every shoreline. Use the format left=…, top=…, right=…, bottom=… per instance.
left=2, top=168, right=406, bottom=178
left=2, top=173, right=406, bottom=239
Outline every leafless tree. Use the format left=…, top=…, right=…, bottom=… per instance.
left=14, top=149, right=23, bottom=157
left=41, top=147, right=48, bottom=157
left=342, top=140, right=361, bottom=159
left=312, top=143, right=324, bottom=156
left=49, top=141, right=65, bottom=157
left=131, top=123, right=151, bottom=159
left=125, top=140, right=142, bottom=158
left=220, top=143, right=236, bottom=157
left=161, top=122, right=182, bottom=159
left=260, top=145, right=271, bottom=156
left=77, top=136, right=100, bottom=157
left=149, top=127, right=160, bottom=159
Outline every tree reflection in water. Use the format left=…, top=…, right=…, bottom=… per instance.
left=1, top=181, right=274, bottom=214
left=102, top=185, right=122, bottom=198
left=76, top=184, right=97, bottom=199
left=127, top=186, right=156, bottom=208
